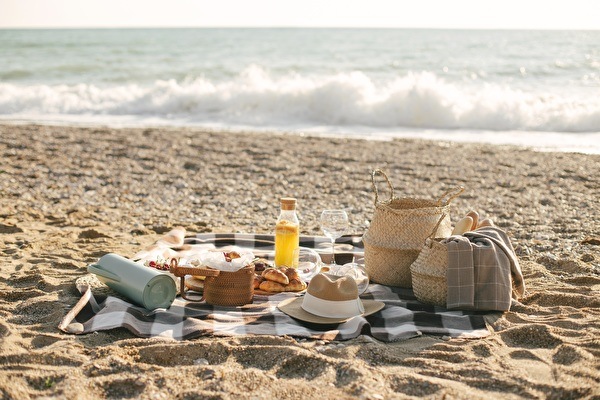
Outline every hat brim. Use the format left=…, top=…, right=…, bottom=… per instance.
left=277, top=297, right=385, bottom=325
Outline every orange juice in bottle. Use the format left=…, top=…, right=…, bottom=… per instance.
left=275, top=198, right=299, bottom=268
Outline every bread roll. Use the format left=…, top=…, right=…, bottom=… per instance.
left=452, top=216, right=474, bottom=235
left=281, top=267, right=300, bottom=281
left=253, top=275, right=264, bottom=289
left=262, top=268, right=289, bottom=285
left=259, top=280, right=286, bottom=292
left=478, top=218, right=494, bottom=228
left=284, top=278, right=307, bottom=292
left=466, top=211, right=479, bottom=231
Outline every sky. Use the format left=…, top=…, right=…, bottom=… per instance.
left=0, top=0, right=599, bottom=30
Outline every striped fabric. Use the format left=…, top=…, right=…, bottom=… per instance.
left=59, top=233, right=493, bottom=342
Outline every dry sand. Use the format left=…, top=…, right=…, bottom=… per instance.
left=0, top=123, right=599, bottom=399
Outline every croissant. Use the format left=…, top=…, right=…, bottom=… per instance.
left=259, top=280, right=287, bottom=293
left=262, top=268, right=289, bottom=285
left=284, top=278, right=306, bottom=292
left=253, top=275, right=264, bottom=289
left=281, top=267, right=300, bottom=281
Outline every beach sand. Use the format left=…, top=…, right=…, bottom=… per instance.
left=1, top=123, right=598, bottom=399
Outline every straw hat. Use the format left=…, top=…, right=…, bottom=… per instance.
left=277, top=273, right=384, bottom=324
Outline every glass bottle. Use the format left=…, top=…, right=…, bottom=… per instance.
left=274, top=197, right=300, bottom=268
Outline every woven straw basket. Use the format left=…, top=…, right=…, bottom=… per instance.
left=410, top=215, right=450, bottom=306
left=171, top=262, right=255, bottom=306
left=362, top=242, right=420, bottom=287
left=203, top=265, right=255, bottom=306
left=363, top=170, right=462, bottom=288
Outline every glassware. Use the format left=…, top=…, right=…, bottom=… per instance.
left=327, top=261, right=370, bottom=295
left=297, top=247, right=322, bottom=282
left=320, top=209, right=349, bottom=266
left=275, top=198, right=300, bottom=268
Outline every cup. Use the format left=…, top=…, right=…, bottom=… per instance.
left=87, top=253, right=177, bottom=310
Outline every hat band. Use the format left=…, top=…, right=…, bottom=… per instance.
left=301, top=292, right=365, bottom=319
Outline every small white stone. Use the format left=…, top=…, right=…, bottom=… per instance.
left=65, top=322, right=84, bottom=334
left=194, top=358, right=209, bottom=365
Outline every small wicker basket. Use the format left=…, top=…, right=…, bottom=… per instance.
left=409, top=215, right=450, bottom=306
left=410, top=238, right=448, bottom=306
left=203, top=265, right=255, bottom=306
left=170, top=260, right=255, bottom=307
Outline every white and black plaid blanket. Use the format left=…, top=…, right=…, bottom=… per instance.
left=59, top=233, right=494, bottom=342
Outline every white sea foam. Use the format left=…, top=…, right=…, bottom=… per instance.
left=1, top=67, right=598, bottom=135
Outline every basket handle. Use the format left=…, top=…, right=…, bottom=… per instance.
left=436, top=186, right=464, bottom=206
left=426, top=213, right=447, bottom=248
left=169, top=258, right=221, bottom=278
left=170, top=259, right=221, bottom=303
left=371, top=169, right=395, bottom=205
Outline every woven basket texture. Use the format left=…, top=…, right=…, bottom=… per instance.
left=363, top=239, right=420, bottom=287
left=410, top=238, right=448, bottom=306
left=368, top=202, right=452, bottom=248
left=204, top=265, right=255, bottom=306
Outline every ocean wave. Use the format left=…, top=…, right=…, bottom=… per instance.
left=1, top=66, right=599, bottom=133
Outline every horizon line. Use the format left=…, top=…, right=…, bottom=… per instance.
left=1, top=25, right=599, bottom=31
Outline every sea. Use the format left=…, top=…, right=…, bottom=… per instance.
left=1, top=28, right=599, bottom=153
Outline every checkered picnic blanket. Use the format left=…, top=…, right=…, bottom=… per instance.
left=59, top=233, right=494, bottom=342
left=184, top=233, right=365, bottom=265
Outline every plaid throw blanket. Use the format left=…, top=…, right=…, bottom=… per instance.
left=445, top=227, right=525, bottom=311
left=59, top=233, right=494, bottom=341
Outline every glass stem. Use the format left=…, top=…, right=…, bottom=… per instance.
left=331, top=238, right=335, bottom=265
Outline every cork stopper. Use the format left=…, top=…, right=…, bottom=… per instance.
left=280, top=197, right=297, bottom=210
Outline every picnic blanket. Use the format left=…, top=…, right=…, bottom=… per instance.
left=59, top=233, right=496, bottom=342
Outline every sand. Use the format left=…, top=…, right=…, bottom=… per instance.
left=0, top=123, right=598, bottom=399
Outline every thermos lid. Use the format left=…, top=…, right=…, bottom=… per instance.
left=280, top=197, right=297, bottom=210
left=142, top=275, right=177, bottom=310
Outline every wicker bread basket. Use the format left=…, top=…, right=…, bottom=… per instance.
left=170, top=261, right=255, bottom=306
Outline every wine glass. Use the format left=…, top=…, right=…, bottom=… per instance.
left=320, top=209, right=349, bottom=266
